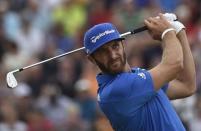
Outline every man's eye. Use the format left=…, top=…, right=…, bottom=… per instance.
left=112, top=43, right=119, bottom=49
left=97, top=48, right=106, bottom=54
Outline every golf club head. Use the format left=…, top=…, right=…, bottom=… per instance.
left=6, top=72, right=18, bottom=88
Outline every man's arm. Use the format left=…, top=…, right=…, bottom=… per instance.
left=166, top=30, right=196, bottom=100
left=144, top=14, right=184, bottom=90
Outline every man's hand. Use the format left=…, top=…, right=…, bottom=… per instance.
left=169, top=21, right=185, bottom=34
left=160, top=13, right=185, bottom=34
left=144, top=13, right=173, bottom=40
left=157, top=13, right=177, bottom=22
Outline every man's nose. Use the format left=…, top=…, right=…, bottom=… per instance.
left=109, top=50, right=118, bottom=59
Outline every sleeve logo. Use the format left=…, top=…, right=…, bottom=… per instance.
left=97, top=94, right=101, bottom=101
left=137, top=72, right=146, bottom=79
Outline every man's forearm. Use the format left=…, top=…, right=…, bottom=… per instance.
left=160, top=31, right=184, bottom=82
left=176, top=30, right=196, bottom=93
left=162, top=31, right=183, bottom=67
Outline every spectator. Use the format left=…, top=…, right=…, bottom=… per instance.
left=14, top=15, right=45, bottom=57
left=52, top=0, right=87, bottom=37
left=189, top=94, right=201, bottom=131
left=35, top=83, right=81, bottom=130
left=26, top=108, right=55, bottom=131
left=75, top=79, right=97, bottom=130
left=0, top=101, right=28, bottom=131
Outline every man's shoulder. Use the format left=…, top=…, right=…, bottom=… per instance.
left=97, top=74, right=134, bottom=102
left=97, top=67, right=148, bottom=91
left=97, top=68, right=151, bottom=102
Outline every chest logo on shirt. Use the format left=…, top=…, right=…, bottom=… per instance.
left=137, top=72, right=146, bottom=79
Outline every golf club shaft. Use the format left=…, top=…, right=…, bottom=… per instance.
left=20, top=47, right=85, bottom=71
left=17, top=26, right=148, bottom=72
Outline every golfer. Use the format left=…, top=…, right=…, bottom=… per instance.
left=84, top=13, right=196, bottom=131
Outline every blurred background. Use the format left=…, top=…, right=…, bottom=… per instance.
left=0, top=0, right=201, bottom=130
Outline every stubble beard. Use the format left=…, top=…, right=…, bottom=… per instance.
left=95, top=52, right=127, bottom=74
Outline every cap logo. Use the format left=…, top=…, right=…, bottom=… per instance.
left=90, top=29, right=115, bottom=43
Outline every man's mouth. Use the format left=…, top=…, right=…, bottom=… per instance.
left=110, top=58, right=121, bottom=66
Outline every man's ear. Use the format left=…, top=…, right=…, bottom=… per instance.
left=121, top=41, right=125, bottom=50
left=87, top=55, right=96, bottom=64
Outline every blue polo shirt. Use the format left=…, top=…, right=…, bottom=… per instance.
left=96, top=68, right=185, bottom=131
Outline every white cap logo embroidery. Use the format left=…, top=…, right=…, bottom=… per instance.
left=91, top=29, right=115, bottom=43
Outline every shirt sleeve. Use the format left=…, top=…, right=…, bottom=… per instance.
left=107, top=69, right=155, bottom=101
left=161, top=83, right=169, bottom=93
left=110, top=68, right=156, bottom=104
left=104, top=68, right=169, bottom=114
left=129, top=69, right=157, bottom=102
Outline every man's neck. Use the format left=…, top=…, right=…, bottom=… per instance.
left=100, top=63, right=132, bottom=75
left=124, top=63, right=132, bottom=73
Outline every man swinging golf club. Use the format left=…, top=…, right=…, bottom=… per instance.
left=84, top=13, right=196, bottom=131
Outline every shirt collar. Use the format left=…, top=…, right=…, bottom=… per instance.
left=96, top=67, right=137, bottom=86
left=96, top=73, right=117, bottom=86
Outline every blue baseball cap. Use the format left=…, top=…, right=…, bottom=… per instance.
left=84, top=23, right=124, bottom=55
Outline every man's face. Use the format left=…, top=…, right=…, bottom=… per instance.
left=89, top=40, right=127, bottom=74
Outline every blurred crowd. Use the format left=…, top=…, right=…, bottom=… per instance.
left=0, top=0, right=201, bottom=131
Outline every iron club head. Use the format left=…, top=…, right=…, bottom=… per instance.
left=6, top=71, right=18, bottom=88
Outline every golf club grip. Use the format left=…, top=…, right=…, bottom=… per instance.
left=130, top=18, right=178, bottom=34
left=131, top=26, right=148, bottom=34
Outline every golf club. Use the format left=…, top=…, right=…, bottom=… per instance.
left=6, top=26, right=148, bottom=88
